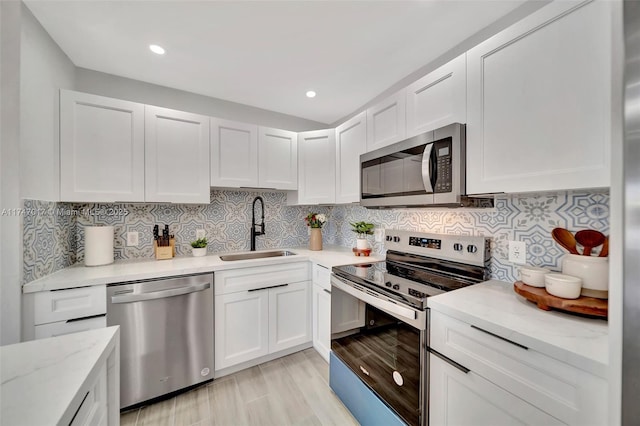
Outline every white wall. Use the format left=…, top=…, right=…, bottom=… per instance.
left=19, top=4, right=75, bottom=202
left=75, top=68, right=327, bottom=132
left=1, top=1, right=23, bottom=345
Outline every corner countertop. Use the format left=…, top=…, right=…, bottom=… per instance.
left=22, top=245, right=385, bottom=293
left=0, top=326, right=119, bottom=425
left=427, top=280, right=608, bottom=377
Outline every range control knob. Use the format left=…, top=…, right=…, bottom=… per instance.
left=467, top=244, right=478, bottom=254
left=386, top=235, right=392, bottom=242
left=392, top=284, right=400, bottom=290
left=385, top=281, right=392, bottom=288
left=393, top=236, right=401, bottom=243
left=453, top=243, right=464, bottom=252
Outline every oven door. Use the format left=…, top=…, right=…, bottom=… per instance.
left=331, top=275, right=427, bottom=426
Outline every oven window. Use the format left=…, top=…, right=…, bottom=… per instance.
left=361, top=144, right=428, bottom=199
left=331, top=305, right=421, bottom=426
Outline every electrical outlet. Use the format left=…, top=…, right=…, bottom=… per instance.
left=126, top=231, right=139, bottom=247
left=196, top=229, right=206, bottom=239
left=508, top=240, right=527, bottom=264
left=374, top=229, right=385, bottom=243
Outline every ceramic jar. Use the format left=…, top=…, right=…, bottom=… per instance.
left=561, top=254, right=609, bottom=299
left=192, top=247, right=207, bottom=257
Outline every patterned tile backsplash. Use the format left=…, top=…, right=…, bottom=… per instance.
left=23, top=189, right=609, bottom=285
left=23, top=199, right=77, bottom=284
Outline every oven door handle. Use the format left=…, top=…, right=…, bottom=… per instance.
left=331, top=276, right=417, bottom=322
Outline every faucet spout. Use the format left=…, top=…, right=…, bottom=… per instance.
left=250, top=196, right=265, bottom=251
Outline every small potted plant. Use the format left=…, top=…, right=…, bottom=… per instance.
left=190, top=238, right=208, bottom=257
left=350, top=221, right=375, bottom=250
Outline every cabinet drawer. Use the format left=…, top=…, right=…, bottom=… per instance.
left=215, top=262, right=309, bottom=295
left=34, top=286, right=106, bottom=325
left=429, top=310, right=607, bottom=425
left=34, top=315, right=106, bottom=339
left=312, top=263, right=331, bottom=290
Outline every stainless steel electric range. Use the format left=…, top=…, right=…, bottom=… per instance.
left=329, top=230, right=490, bottom=426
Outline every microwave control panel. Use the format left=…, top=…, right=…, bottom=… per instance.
left=434, top=138, right=452, bottom=193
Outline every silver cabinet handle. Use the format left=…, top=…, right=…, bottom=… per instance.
left=111, top=282, right=210, bottom=304
left=428, top=347, right=470, bottom=374
left=248, top=283, right=288, bottom=292
left=470, top=325, right=528, bottom=350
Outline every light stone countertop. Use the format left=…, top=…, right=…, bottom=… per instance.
left=427, top=280, right=608, bottom=378
left=23, top=245, right=384, bottom=293
left=0, top=326, right=119, bottom=425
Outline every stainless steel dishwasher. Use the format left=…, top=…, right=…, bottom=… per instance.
left=107, top=273, right=214, bottom=409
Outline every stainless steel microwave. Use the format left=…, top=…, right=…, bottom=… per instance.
left=360, top=123, right=492, bottom=208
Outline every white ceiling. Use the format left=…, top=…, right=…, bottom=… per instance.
left=25, top=1, right=528, bottom=124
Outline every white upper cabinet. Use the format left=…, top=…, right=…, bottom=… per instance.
left=258, top=127, right=298, bottom=190
left=145, top=106, right=210, bottom=203
left=60, top=90, right=145, bottom=202
left=210, top=118, right=259, bottom=188
left=466, top=0, right=611, bottom=194
left=290, top=129, right=336, bottom=205
left=366, top=89, right=406, bottom=152
left=406, top=53, right=466, bottom=137
left=335, top=112, right=367, bottom=204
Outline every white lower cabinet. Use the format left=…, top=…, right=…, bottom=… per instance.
left=215, top=290, right=270, bottom=369
left=312, top=282, right=332, bottom=362
left=70, top=362, right=109, bottom=426
left=269, top=281, right=311, bottom=353
left=429, top=355, right=562, bottom=426
left=429, top=310, right=607, bottom=426
left=214, top=263, right=311, bottom=371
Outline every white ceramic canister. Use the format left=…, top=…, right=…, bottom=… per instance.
left=561, top=254, right=609, bottom=299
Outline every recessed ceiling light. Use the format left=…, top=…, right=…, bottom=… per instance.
left=306, top=90, right=316, bottom=98
left=149, top=44, right=165, bottom=55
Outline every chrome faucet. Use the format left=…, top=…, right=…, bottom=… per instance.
left=250, top=196, right=265, bottom=251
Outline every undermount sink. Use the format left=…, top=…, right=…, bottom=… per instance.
left=219, top=250, right=297, bottom=261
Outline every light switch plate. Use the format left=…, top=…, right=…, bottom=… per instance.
left=196, top=229, right=206, bottom=239
left=374, top=229, right=385, bottom=243
left=126, top=231, right=139, bottom=247
left=508, top=240, right=527, bottom=264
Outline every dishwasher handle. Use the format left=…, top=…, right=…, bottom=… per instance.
left=111, top=282, right=210, bottom=304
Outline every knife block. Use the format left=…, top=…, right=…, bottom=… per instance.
left=154, top=238, right=175, bottom=260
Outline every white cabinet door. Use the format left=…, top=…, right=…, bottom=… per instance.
left=60, top=90, right=145, bottom=202
left=335, top=112, right=366, bottom=204
left=215, top=290, right=269, bottom=370
left=466, top=0, right=611, bottom=194
left=268, top=281, right=311, bottom=353
left=145, top=106, right=210, bottom=203
left=406, top=54, right=466, bottom=137
left=331, top=287, right=365, bottom=334
left=312, top=283, right=331, bottom=362
left=210, top=118, right=258, bottom=188
left=258, top=127, right=297, bottom=190
left=293, top=129, right=336, bottom=205
left=366, top=89, right=406, bottom=152
left=429, top=355, right=563, bottom=426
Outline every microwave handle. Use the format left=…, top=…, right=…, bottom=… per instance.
left=421, top=144, right=435, bottom=193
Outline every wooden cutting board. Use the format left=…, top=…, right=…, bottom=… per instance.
left=513, top=281, right=608, bottom=318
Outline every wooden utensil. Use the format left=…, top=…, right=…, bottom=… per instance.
left=575, top=230, right=606, bottom=256
left=551, top=228, right=579, bottom=255
left=599, top=236, right=609, bottom=257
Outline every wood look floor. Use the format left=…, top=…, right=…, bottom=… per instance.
left=120, top=349, right=359, bottom=426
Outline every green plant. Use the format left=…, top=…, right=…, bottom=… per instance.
left=350, top=221, right=375, bottom=238
left=190, top=237, right=208, bottom=248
